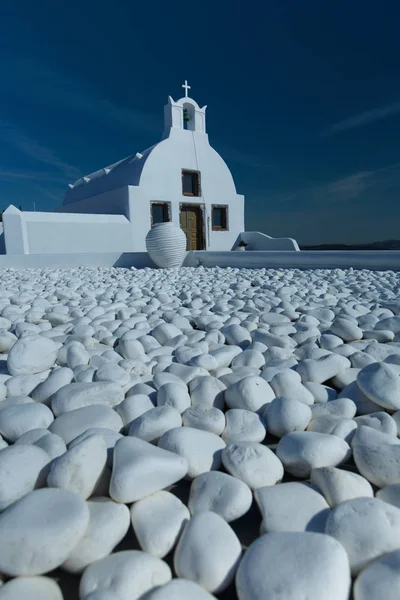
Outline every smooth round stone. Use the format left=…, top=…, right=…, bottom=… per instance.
left=311, top=397, right=357, bottom=419
left=235, top=531, right=351, bottom=600
left=0, top=403, right=54, bottom=442
left=0, top=444, right=50, bottom=510
left=276, top=431, right=351, bottom=478
left=167, top=363, right=209, bottom=384
left=143, top=579, right=218, bottom=599
left=352, top=424, right=400, bottom=447
left=66, top=344, right=90, bottom=369
left=0, top=331, right=17, bottom=354
left=158, top=427, right=225, bottom=479
left=182, top=405, right=226, bottom=435
left=157, top=382, right=191, bottom=413
left=355, top=411, right=398, bottom=437
left=304, top=382, right=337, bottom=403
left=311, top=466, right=373, bottom=507
left=51, top=382, right=124, bottom=416
left=189, top=376, right=226, bottom=410
left=209, top=346, right=242, bottom=369
left=14, top=427, right=50, bottom=445
left=254, top=482, right=330, bottom=533
left=350, top=351, right=377, bottom=369
left=7, top=335, right=59, bottom=376
left=0, top=488, right=89, bottom=576
left=353, top=549, right=400, bottom=600
left=116, top=394, right=155, bottom=428
left=153, top=372, right=186, bottom=390
left=325, top=497, right=400, bottom=575
left=222, top=409, right=266, bottom=443
left=231, top=349, right=265, bottom=369
left=69, top=427, right=123, bottom=467
left=0, top=576, right=63, bottom=599
left=128, top=406, right=182, bottom=443
left=47, top=434, right=108, bottom=499
left=353, top=443, right=400, bottom=487
left=307, top=415, right=357, bottom=443
left=174, top=511, right=242, bottom=593
left=225, top=376, right=275, bottom=412
left=110, top=437, right=188, bottom=503
left=339, top=381, right=382, bottom=415
left=49, top=405, right=123, bottom=445
left=94, top=363, right=130, bottom=387
left=35, top=432, right=67, bottom=459
left=377, top=484, right=400, bottom=509
left=130, top=490, right=189, bottom=558
left=31, top=367, right=74, bottom=405
left=79, top=550, right=172, bottom=600
left=188, top=471, right=252, bottom=523
left=6, top=373, right=49, bottom=397
left=222, top=442, right=284, bottom=489
left=296, top=354, right=351, bottom=384
left=331, top=317, right=363, bottom=341
left=63, top=497, right=130, bottom=573
left=331, top=367, right=360, bottom=389
left=220, top=324, right=252, bottom=347
left=269, top=370, right=314, bottom=406
left=263, top=397, right=312, bottom=438
left=357, top=362, right=400, bottom=410
left=188, top=353, right=219, bottom=371
left=152, top=323, right=183, bottom=344
left=0, top=394, right=34, bottom=412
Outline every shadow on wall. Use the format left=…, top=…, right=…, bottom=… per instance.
left=232, top=231, right=300, bottom=251
left=0, top=225, right=5, bottom=255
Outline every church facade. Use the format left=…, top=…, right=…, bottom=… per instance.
left=61, top=82, right=245, bottom=252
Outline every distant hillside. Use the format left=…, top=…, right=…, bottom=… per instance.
left=301, top=240, right=400, bottom=251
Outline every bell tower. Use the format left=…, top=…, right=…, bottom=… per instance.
left=163, top=81, right=207, bottom=138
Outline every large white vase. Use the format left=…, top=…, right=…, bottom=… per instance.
left=145, top=222, right=187, bottom=268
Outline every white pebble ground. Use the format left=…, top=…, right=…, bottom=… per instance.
left=0, top=264, right=400, bottom=599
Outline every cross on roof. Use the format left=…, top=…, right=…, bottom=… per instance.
left=182, top=80, right=191, bottom=97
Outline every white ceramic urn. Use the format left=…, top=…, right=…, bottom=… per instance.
left=145, top=222, right=187, bottom=268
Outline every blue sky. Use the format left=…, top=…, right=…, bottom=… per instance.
left=1, top=0, right=400, bottom=245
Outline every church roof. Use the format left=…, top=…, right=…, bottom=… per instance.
left=63, top=143, right=157, bottom=205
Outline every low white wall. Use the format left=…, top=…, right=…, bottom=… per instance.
left=3, top=208, right=134, bottom=255
left=186, top=250, right=400, bottom=271
left=237, top=231, right=300, bottom=251
left=0, top=252, right=155, bottom=269
left=1, top=250, right=400, bottom=272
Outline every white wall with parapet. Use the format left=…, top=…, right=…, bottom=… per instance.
left=237, top=231, right=300, bottom=251
left=186, top=250, right=400, bottom=271
left=2, top=206, right=133, bottom=255
left=58, top=186, right=131, bottom=217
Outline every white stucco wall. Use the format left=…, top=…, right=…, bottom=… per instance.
left=238, top=231, right=300, bottom=251
left=3, top=207, right=133, bottom=255
left=61, top=94, right=245, bottom=252
left=136, top=128, right=244, bottom=250
left=59, top=186, right=131, bottom=217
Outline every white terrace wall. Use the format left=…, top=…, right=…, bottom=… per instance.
left=237, top=231, right=300, bottom=251
left=3, top=209, right=133, bottom=255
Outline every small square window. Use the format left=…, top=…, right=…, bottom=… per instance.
left=151, top=202, right=171, bottom=226
left=182, top=170, right=200, bottom=196
left=212, top=205, right=228, bottom=231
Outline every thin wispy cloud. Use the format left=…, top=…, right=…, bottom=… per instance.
left=0, top=167, right=73, bottom=184
left=0, top=122, right=81, bottom=181
left=268, top=161, right=400, bottom=206
left=321, top=101, right=400, bottom=136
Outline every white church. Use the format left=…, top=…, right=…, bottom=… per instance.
left=0, top=82, right=298, bottom=264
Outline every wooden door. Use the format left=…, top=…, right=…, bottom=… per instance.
left=180, top=205, right=204, bottom=250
